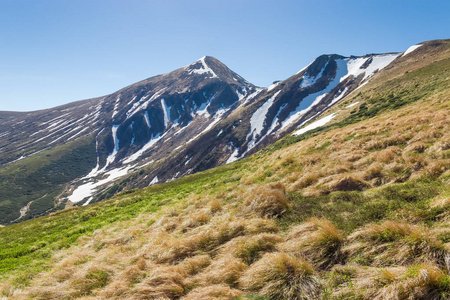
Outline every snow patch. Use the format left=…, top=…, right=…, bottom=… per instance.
left=226, top=148, right=240, bottom=164
left=300, top=62, right=328, bottom=88
left=144, top=111, right=151, bottom=128
left=123, top=132, right=164, bottom=164
left=149, top=176, right=159, bottom=185
left=346, top=101, right=359, bottom=108
left=161, top=99, right=171, bottom=127
left=342, top=54, right=399, bottom=83
left=267, top=82, right=280, bottom=92
left=68, top=165, right=133, bottom=203
left=328, top=87, right=348, bottom=107
left=294, top=113, right=336, bottom=136
left=112, top=95, right=121, bottom=119
left=247, top=91, right=281, bottom=140
left=105, top=125, right=120, bottom=167
left=402, top=44, right=422, bottom=57
left=187, top=56, right=218, bottom=78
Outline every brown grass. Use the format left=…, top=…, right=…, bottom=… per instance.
left=279, top=218, right=345, bottom=269
left=182, top=284, right=242, bottom=300
left=132, top=265, right=186, bottom=300
left=324, top=174, right=370, bottom=192
left=346, top=221, right=450, bottom=269
left=218, top=233, right=285, bottom=264
left=180, top=254, right=212, bottom=276
left=189, top=254, right=247, bottom=287
left=242, top=182, right=290, bottom=217
left=366, top=264, right=450, bottom=300
left=239, top=252, right=321, bottom=299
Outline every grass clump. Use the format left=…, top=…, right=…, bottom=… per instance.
left=183, top=284, right=243, bottom=300
left=368, top=264, right=450, bottom=300
left=133, top=265, right=186, bottom=300
left=220, top=233, right=285, bottom=264
left=279, top=218, right=345, bottom=269
left=239, top=252, right=321, bottom=300
left=242, top=182, right=290, bottom=218
left=347, top=220, right=450, bottom=268
left=190, top=254, right=247, bottom=287
left=72, top=268, right=110, bottom=296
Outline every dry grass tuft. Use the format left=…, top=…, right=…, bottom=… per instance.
left=190, top=254, right=247, bottom=287
left=209, top=199, right=223, bottom=213
left=366, top=263, right=450, bottom=300
left=347, top=221, right=450, bottom=269
left=289, top=174, right=318, bottom=191
left=404, top=141, right=427, bottom=155
left=240, top=252, right=321, bottom=299
left=279, top=218, right=345, bottom=269
left=180, top=254, right=212, bottom=276
left=325, top=175, right=370, bottom=192
left=219, top=233, right=285, bottom=264
left=182, top=284, right=242, bottom=300
left=242, top=182, right=290, bottom=217
left=132, top=265, right=186, bottom=300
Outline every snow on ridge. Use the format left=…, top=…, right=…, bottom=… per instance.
left=247, top=90, right=281, bottom=142
left=280, top=59, right=349, bottom=132
left=226, top=147, right=240, bottom=164
left=144, top=111, right=151, bottom=128
left=342, top=53, right=399, bottom=83
left=187, top=56, right=218, bottom=78
left=293, top=113, right=336, bottom=136
left=123, top=132, right=165, bottom=164
left=401, top=44, right=422, bottom=57
left=300, top=62, right=329, bottom=88
left=112, top=95, right=121, bottom=119
left=279, top=53, right=398, bottom=130
left=161, top=99, right=171, bottom=127
left=267, top=82, right=280, bottom=92
left=105, top=125, right=120, bottom=167
left=149, top=176, right=159, bottom=185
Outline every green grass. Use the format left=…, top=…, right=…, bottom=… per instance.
left=279, top=177, right=448, bottom=234
left=0, top=135, right=97, bottom=224
left=0, top=158, right=245, bottom=279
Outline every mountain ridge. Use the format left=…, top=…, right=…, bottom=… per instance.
left=0, top=41, right=434, bottom=224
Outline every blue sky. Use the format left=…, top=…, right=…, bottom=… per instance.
left=0, top=0, right=449, bottom=111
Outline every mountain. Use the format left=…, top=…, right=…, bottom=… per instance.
left=0, top=39, right=449, bottom=299
left=0, top=43, right=426, bottom=224
left=90, top=52, right=400, bottom=198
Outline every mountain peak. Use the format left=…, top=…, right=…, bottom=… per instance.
left=184, top=56, right=251, bottom=87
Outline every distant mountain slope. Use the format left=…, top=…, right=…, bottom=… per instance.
left=0, top=40, right=438, bottom=224
left=98, top=51, right=401, bottom=194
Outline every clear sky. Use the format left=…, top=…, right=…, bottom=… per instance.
left=0, top=0, right=449, bottom=111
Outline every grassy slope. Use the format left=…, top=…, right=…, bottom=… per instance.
left=0, top=135, right=97, bottom=224
left=0, top=40, right=449, bottom=299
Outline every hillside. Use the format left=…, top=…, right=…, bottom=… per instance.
left=0, top=39, right=449, bottom=299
